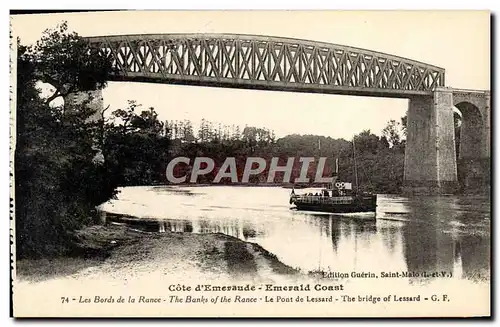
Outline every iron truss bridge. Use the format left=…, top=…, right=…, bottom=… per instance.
left=86, top=34, right=445, bottom=98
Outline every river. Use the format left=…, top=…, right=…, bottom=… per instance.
left=100, top=185, right=490, bottom=283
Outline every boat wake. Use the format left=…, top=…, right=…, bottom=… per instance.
left=290, top=207, right=376, bottom=220
left=336, top=211, right=376, bottom=217
left=333, top=212, right=377, bottom=220
left=376, top=216, right=409, bottom=222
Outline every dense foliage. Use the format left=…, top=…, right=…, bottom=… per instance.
left=15, top=28, right=115, bottom=257
left=14, top=24, right=170, bottom=258
left=164, top=121, right=406, bottom=193
left=103, top=101, right=170, bottom=186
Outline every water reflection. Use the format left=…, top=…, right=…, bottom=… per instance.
left=101, top=186, right=490, bottom=283
left=400, top=196, right=490, bottom=282
left=458, top=235, right=490, bottom=280
left=327, top=216, right=377, bottom=252
left=118, top=215, right=267, bottom=242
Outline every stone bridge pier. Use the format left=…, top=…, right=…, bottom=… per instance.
left=64, top=89, right=105, bottom=164
left=403, top=87, right=490, bottom=194
left=64, top=89, right=104, bottom=122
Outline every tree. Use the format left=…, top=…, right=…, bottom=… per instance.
left=233, top=125, right=241, bottom=140
left=25, top=22, right=114, bottom=106
left=15, top=22, right=116, bottom=258
left=354, top=130, right=381, bottom=154
left=103, top=104, right=169, bottom=186
left=181, top=120, right=196, bottom=143
left=198, top=118, right=208, bottom=142
left=401, top=112, right=408, bottom=137
left=382, top=119, right=403, bottom=148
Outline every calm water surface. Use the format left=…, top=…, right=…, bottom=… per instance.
left=100, top=186, right=490, bottom=282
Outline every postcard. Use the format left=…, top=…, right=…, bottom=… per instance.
left=10, top=10, right=491, bottom=318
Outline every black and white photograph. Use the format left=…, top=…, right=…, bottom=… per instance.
left=10, top=10, right=491, bottom=317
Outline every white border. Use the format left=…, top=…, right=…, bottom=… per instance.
left=3, top=2, right=497, bottom=326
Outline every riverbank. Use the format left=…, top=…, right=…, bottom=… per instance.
left=16, top=223, right=300, bottom=283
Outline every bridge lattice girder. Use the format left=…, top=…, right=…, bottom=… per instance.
left=86, top=34, right=445, bottom=97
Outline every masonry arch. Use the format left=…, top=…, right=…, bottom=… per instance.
left=453, top=101, right=483, bottom=160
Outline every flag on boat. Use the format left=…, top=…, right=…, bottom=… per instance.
left=334, top=182, right=352, bottom=190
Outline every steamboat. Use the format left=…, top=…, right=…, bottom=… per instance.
left=289, top=139, right=377, bottom=214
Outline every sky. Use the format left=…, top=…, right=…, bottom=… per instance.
left=11, top=11, right=490, bottom=139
